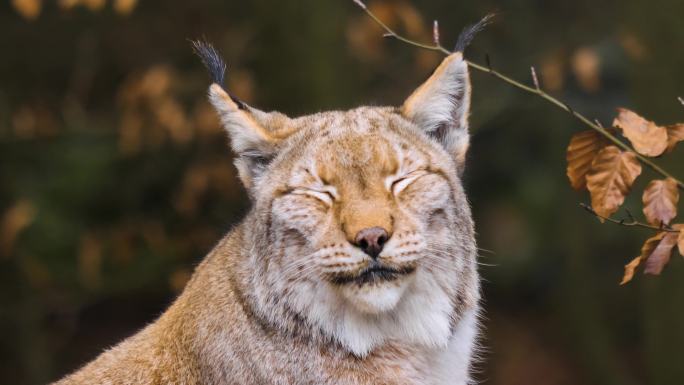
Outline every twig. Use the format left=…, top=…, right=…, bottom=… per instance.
left=579, top=203, right=680, bottom=233
left=352, top=0, right=684, bottom=191
left=530, top=66, right=540, bottom=90
left=625, top=208, right=636, bottom=222
left=679, top=96, right=684, bottom=107
left=432, top=20, right=440, bottom=46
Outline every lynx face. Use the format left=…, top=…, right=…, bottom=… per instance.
left=205, top=51, right=479, bottom=356
left=267, top=111, right=466, bottom=314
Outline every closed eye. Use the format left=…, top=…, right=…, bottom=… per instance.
left=292, top=188, right=337, bottom=206
left=387, top=171, right=426, bottom=195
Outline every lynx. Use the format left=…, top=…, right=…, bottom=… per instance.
left=54, top=28, right=482, bottom=385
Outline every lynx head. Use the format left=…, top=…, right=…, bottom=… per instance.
left=195, top=41, right=479, bottom=356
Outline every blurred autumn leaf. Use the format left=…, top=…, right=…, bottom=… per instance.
left=571, top=47, right=601, bottom=93
left=79, top=0, right=106, bottom=11
left=346, top=0, right=439, bottom=70
left=113, top=0, right=138, bottom=15
left=619, top=32, right=647, bottom=60
left=14, top=0, right=138, bottom=19
left=0, top=200, right=36, bottom=258
left=11, top=0, right=41, bottom=20
left=12, top=104, right=60, bottom=139
left=117, top=65, right=197, bottom=154
left=539, top=50, right=566, bottom=92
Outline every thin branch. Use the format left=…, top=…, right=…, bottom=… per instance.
left=530, top=66, right=540, bottom=90
left=625, top=208, right=636, bottom=222
left=432, top=20, right=440, bottom=46
left=579, top=204, right=680, bottom=233
left=679, top=96, right=684, bottom=107
left=352, top=0, right=684, bottom=191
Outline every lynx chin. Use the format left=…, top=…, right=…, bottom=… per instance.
left=54, top=31, right=483, bottom=385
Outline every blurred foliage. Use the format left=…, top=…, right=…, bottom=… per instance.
left=1, top=0, right=684, bottom=384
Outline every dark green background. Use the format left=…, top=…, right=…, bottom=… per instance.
left=1, top=1, right=683, bottom=384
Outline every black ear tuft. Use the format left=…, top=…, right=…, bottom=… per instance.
left=454, top=14, right=495, bottom=53
left=191, top=39, right=245, bottom=110
left=191, top=40, right=227, bottom=86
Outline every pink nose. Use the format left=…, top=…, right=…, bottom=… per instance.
left=354, top=227, right=389, bottom=259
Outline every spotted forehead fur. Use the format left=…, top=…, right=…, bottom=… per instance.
left=262, top=107, right=457, bottom=190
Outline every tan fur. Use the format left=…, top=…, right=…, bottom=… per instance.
left=54, top=52, right=480, bottom=385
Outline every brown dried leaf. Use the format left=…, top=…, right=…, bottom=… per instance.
left=642, top=232, right=665, bottom=257
left=586, top=146, right=642, bottom=219
left=621, top=232, right=665, bottom=284
left=621, top=256, right=643, bottom=285
left=665, top=124, right=684, bottom=153
left=673, top=224, right=684, bottom=257
left=566, top=130, right=606, bottom=190
left=644, top=231, right=678, bottom=276
left=642, top=178, right=679, bottom=226
left=613, top=108, right=668, bottom=157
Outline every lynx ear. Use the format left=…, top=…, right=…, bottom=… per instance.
left=401, top=52, right=471, bottom=171
left=209, top=85, right=294, bottom=189
left=194, top=40, right=294, bottom=190
left=401, top=15, right=491, bottom=172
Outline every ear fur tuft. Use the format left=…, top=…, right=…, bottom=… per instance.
left=454, top=14, right=495, bottom=53
left=191, top=40, right=226, bottom=86
left=191, top=39, right=245, bottom=110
